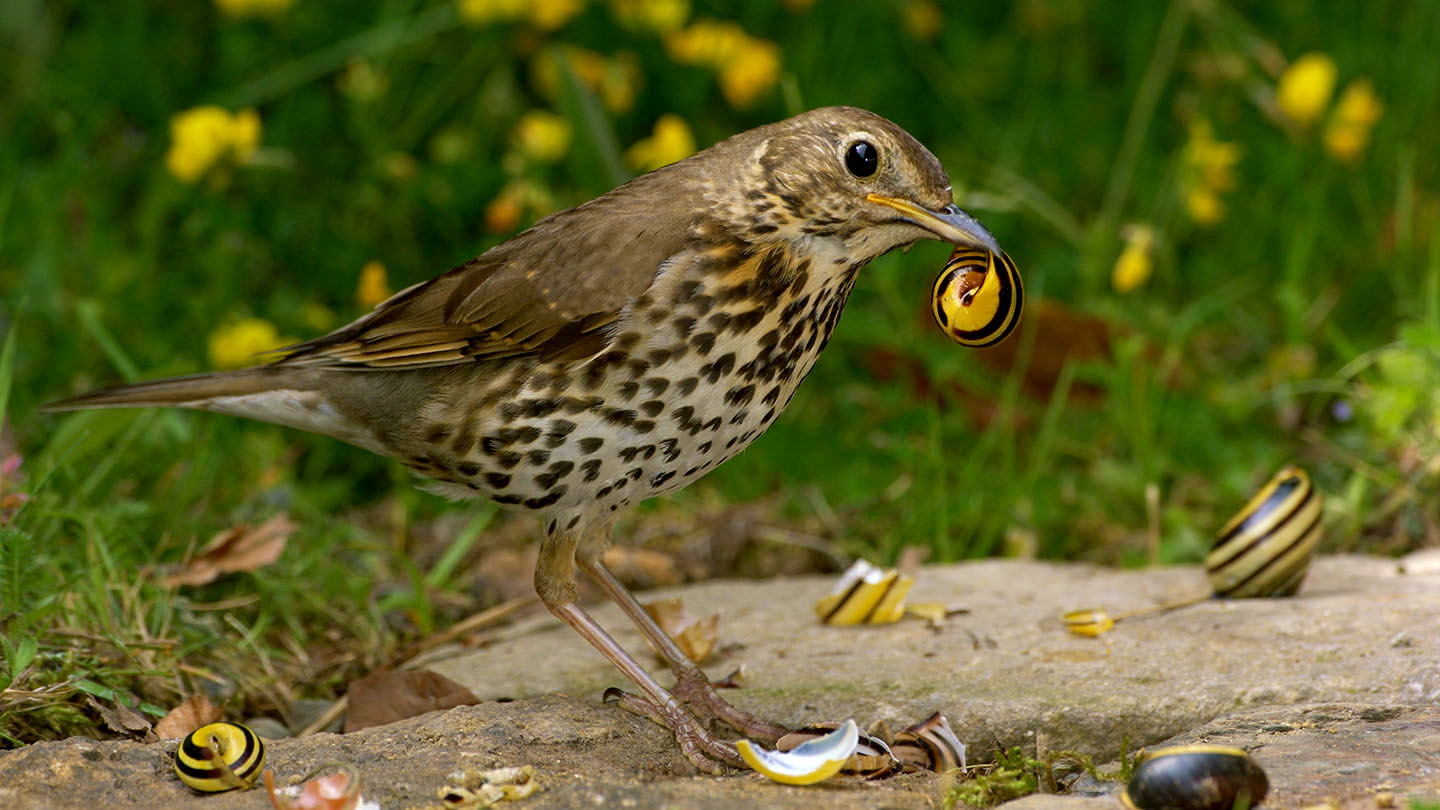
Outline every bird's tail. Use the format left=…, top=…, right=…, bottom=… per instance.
left=46, top=369, right=290, bottom=412
left=44, top=367, right=385, bottom=451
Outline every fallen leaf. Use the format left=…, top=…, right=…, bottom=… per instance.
left=86, top=696, right=154, bottom=740
left=602, top=546, right=684, bottom=588
left=163, top=514, right=294, bottom=587
left=154, top=693, right=222, bottom=740
left=344, top=669, right=480, bottom=733
left=641, top=597, right=719, bottom=664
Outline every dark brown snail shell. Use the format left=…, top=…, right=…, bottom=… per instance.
left=1121, top=745, right=1268, bottom=810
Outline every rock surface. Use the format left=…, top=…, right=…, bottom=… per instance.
left=1, top=554, right=1436, bottom=809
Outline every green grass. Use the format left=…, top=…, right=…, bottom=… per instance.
left=2, top=0, right=1439, bottom=746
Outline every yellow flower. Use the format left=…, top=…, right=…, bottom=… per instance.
left=1180, top=118, right=1240, bottom=226
left=665, top=19, right=750, bottom=66
left=165, top=106, right=261, bottom=184
left=625, top=114, right=697, bottom=171
left=1324, top=79, right=1383, bottom=164
left=208, top=318, right=292, bottom=370
left=1112, top=225, right=1155, bottom=293
left=903, top=0, right=943, bottom=40
left=356, top=261, right=391, bottom=310
left=484, top=180, right=555, bottom=233
left=512, top=110, right=573, bottom=163
left=608, top=0, right=689, bottom=33
left=1276, top=52, right=1337, bottom=130
left=1185, top=188, right=1224, bottom=226
left=214, top=0, right=295, bottom=18
left=529, top=0, right=585, bottom=30
left=458, top=0, right=581, bottom=29
left=665, top=21, right=779, bottom=109
left=529, top=47, right=639, bottom=113
left=719, top=39, right=781, bottom=108
left=457, top=0, right=527, bottom=24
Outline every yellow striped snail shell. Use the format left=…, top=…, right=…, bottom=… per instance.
left=1206, top=465, right=1322, bottom=599
left=776, top=723, right=902, bottom=779
left=931, top=247, right=1023, bottom=348
left=1121, top=745, right=1267, bottom=810
left=174, top=722, right=266, bottom=792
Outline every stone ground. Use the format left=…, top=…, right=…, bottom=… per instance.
left=2, top=552, right=1437, bottom=809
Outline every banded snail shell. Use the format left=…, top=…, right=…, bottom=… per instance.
left=890, top=711, right=966, bottom=773
left=1121, top=745, right=1268, bottom=810
left=931, top=248, right=1023, bottom=348
left=1206, top=465, right=1322, bottom=599
left=777, top=723, right=901, bottom=779
left=174, top=722, right=266, bottom=792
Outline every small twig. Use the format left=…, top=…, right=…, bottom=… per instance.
left=392, top=595, right=539, bottom=667
left=297, top=695, right=348, bottom=737
left=752, top=526, right=849, bottom=569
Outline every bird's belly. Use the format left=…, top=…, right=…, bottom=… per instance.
left=417, top=257, right=858, bottom=515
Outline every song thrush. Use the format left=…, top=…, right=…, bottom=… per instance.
left=51, top=106, right=1002, bottom=772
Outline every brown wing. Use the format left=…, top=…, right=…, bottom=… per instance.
left=276, top=167, right=704, bottom=370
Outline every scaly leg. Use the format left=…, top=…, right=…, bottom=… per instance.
left=535, top=520, right=743, bottom=772
left=577, top=555, right=788, bottom=743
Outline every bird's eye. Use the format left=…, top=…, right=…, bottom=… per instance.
left=845, top=141, right=878, bottom=177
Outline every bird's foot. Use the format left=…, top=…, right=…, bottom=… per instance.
left=602, top=687, right=745, bottom=774
left=671, top=669, right=788, bottom=744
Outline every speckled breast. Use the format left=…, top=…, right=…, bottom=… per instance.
left=427, top=243, right=861, bottom=516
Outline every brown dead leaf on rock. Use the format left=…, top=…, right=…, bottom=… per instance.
left=641, top=597, right=719, bottom=664
left=162, top=514, right=294, bottom=587
left=153, top=693, right=222, bottom=740
left=86, top=697, right=154, bottom=741
left=344, top=669, right=480, bottom=733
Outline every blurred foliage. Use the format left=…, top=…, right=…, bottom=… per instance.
left=1, top=0, right=1438, bottom=745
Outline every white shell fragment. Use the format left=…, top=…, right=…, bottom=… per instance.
left=737, top=719, right=860, bottom=785
left=814, top=560, right=915, bottom=625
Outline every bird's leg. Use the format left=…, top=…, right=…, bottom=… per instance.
left=535, top=523, right=743, bottom=772
left=577, top=555, right=788, bottom=744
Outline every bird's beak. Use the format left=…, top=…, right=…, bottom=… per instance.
left=866, top=193, right=1001, bottom=254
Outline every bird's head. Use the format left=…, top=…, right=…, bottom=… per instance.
left=708, top=106, right=1000, bottom=265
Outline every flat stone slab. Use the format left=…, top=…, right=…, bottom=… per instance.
left=2, top=553, right=1435, bottom=808
left=430, top=555, right=1439, bottom=758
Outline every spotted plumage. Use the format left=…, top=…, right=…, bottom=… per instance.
left=48, top=106, right=1002, bottom=774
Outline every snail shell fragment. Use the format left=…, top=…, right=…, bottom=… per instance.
left=1206, top=465, right=1322, bottom=598
left=737, top=718, right=860, bottom=785
left=1121, top=745, right=1268, bottom=810
left=930, top=248, right=1023, bottom=348
left=890, top=712, right=966, bottom=773
left=174, top=722, right=266, bottom=792
left=813, top=559, right=914, bottom=625
left=777, top=723, right=901, bottom=779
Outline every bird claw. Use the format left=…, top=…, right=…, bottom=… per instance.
left=602, top=688, right=746, bottom=773
left=671, top=669, right=788, bottom=744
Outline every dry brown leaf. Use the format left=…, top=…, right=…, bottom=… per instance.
left=153, top=693, right=222, bottom=740
left=163, top=514, right=294, bottom=587
left=86, top=697, right=154, bottom=740
left=642, top=597, right=720, bottom=664
left=602, top=546, right=684, bottom=587
left=344, top=669, right=480, bottom=733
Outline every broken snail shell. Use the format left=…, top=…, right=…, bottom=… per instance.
left=777, top=723, right=901, bottom=779
left=737, top=719, right=859, bottom=785
left=175, top=722, right=266, bottom=792
left=1206, top=465, right=1322, bottom=598
left=890, top=712, right=967, bottom=773
left=813, top=559, right=914, bottom=625
left=931, top=247, right=1023, bottom=348
left=1121, top=745, right=1268, bottom=810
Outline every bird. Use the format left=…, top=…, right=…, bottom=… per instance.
left=49, top=106, right=1002, bottom=773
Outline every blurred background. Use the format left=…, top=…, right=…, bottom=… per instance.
left=1, top=0, right=1436, bottom=744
